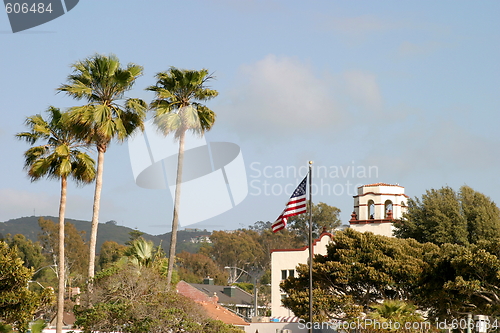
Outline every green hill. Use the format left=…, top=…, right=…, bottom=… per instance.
left=0, top=216, right=211, bottom=254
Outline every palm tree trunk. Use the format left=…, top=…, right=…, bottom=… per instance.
left=88, top=148, right=105, bottom=279
left=56, top=176, right=67, bottom=333
left=166, top=130, right=186, bottom=286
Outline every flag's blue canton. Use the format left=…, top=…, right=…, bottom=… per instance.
left=292, top=178, right=307, bottom=197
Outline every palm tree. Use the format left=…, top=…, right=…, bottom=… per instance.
left=147, top=68, right=218, bottom=286
left=124, top=237, right=165, bottom=269
left=58, top=54, right=147, bottom=279
left=369, top=299, right=423, bottom=329
left=16, top=106, right=95, bottom=333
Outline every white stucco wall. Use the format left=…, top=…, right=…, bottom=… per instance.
left=349, top=222, right=394, bottom=238
left=270, top=233, right=333, bottom=317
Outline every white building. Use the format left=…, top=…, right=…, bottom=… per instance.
left=270, top=231, right=333, bottom=317
left=270, top=183, right=408, bottom=318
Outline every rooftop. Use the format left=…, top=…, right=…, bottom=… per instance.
left=360, top=183, right=403, bottom=188
left=188, top=283, right=253, bottom=306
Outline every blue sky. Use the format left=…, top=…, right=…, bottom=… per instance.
left=1, top=0, right=499, bottom=235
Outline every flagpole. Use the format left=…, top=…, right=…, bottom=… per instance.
left=308, top=161, right=313, bottom=332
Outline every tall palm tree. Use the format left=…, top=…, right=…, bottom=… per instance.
left=16, top=106, right=95, bottom=333
left=58, top=54, right=147, bottom=279
left=147, top=68, right=218, bottom=286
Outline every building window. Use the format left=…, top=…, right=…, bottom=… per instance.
left=384, top=200, right=393, bottom=218
left=368, top=200, right=375, bottom=219
left=281, top=269, right=295, bottom=280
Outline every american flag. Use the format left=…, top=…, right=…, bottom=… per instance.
left=272, top=176, right=308, bottom=233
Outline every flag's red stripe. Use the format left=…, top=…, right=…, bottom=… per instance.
left=284, top=202, right=306, bottom=210
left=286, top=196, right=306, bottom=205
left=272, top=218, right=287, bottom=233
left=282, top=210, right=306, bottom=220
left=273, top=225, right=285, bottom=233
left=283, top=204, right=307, bottom=214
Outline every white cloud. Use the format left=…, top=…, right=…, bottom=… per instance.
left=219, top=55, right=341, bottom=137
left=343, top=70, right=383, bottom=112
left=218, top=55, right=385, bottom=141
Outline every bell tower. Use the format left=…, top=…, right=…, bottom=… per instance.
left=349, top=183, right=408, bottom=237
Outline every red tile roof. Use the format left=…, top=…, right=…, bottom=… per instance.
left=199, top=301, right=249, bottom=326
left=176, top=281, right=249, bottom=326
left=361, top=183, right=403, bottom=187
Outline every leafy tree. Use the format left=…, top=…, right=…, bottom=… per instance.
left=147, top=68, right=218, bottom=286
left=119, top=237, right=178, bottom=283
left=125, top=229, right=144, bottom=246
left=419, top=240, right=500, bottom=319
left=394, top=185, right=500, bottom=245
left=368, top=299, right=422, bottom=323
left=286, top=201, right=341, bottom=241
left=255, top=226, right=304, bottom=269
left=38, top=218, right=89, bottom=286
left=75, top=263, right=241, bottom=333
left=58, top=54, right=147, bottom=279
left=366, top=300, right=427, bottom=333
left=29, top=319, right=47, bottom=333
left=124, top=237, right=161, bottom=268
left=4, top=234, right=45, bottom=270
left=16, top=107, right=95, bottom=333
left=0, top=242, right=54, bottom=332
left=204, top=230, right=266, bottom=276
left=280, top=229, right=437, bottom=321
left=97, top=241, right=126, bottom=270
left=177, top=251, right=228, bottom=285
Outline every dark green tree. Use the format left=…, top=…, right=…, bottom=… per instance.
left=5, top=234, right=45, bottom=270
left=97, top=241, right=127, bottom=270
left=0, top=242, right=54, bottom=332
left=280, top=229, right=437, bottom=321
left=394, top=185, right=500, bottom=245
left=419, top=240, right=500, bottom=319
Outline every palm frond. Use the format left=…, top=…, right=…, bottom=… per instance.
left=148, top=67, right=218, bottom=140
left=17, top=106, right=96, bottom=184
left=59, top=54, right=146, bottom=148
